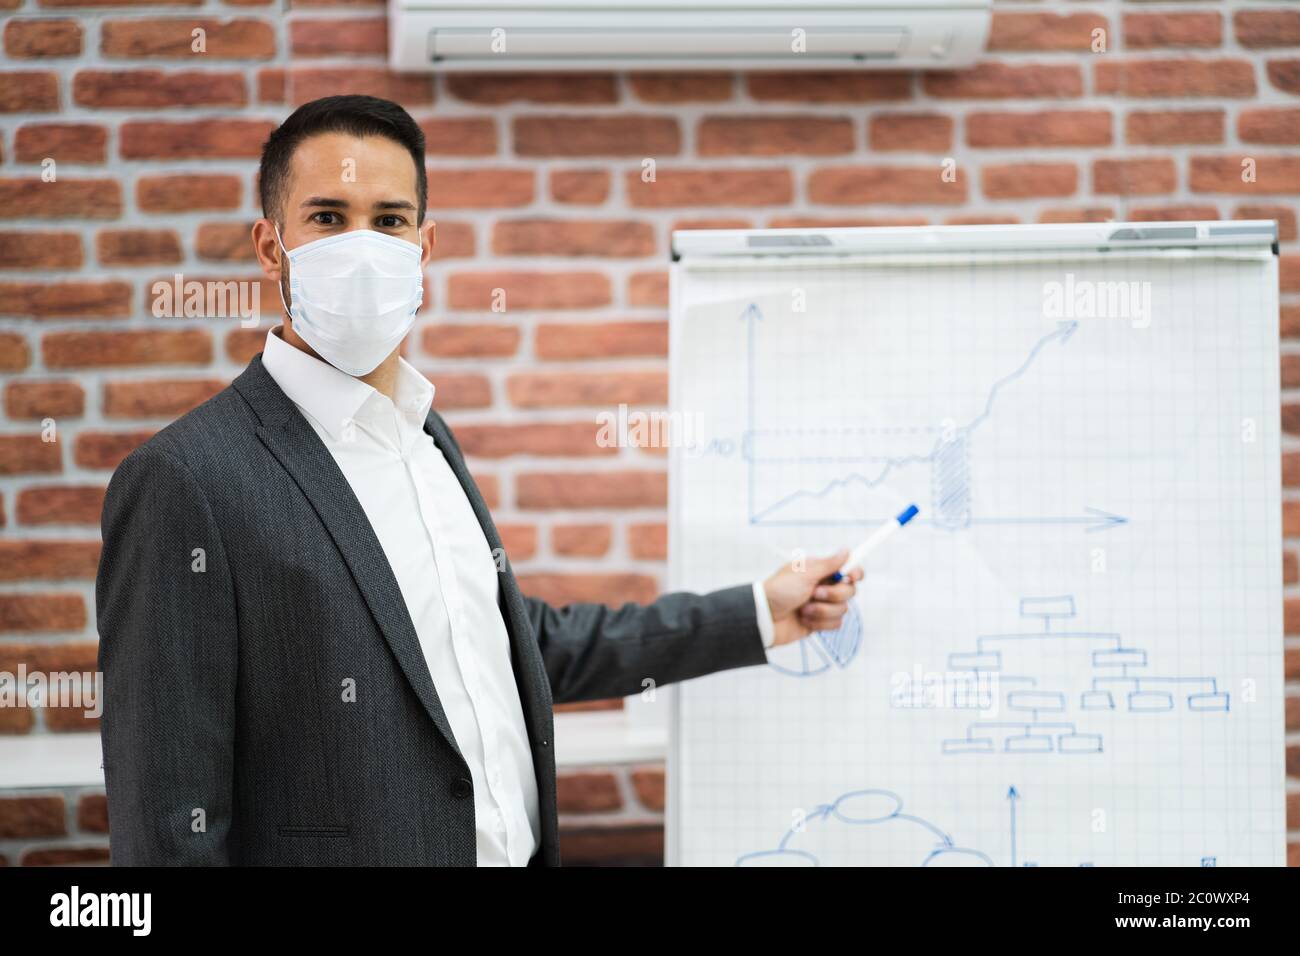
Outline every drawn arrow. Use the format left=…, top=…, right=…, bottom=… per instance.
left=968, top=507, right=1129, bottom=533
left=1007, top=786, right=1020, bottom=868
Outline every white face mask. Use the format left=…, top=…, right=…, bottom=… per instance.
left=276, top=226, right=425, bottom=377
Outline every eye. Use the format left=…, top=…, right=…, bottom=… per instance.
left=376, top=215, right=407, bottom=229
left=310, top=211, right=341, bottom=226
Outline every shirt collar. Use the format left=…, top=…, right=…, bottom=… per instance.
left=261, top=328, right=435, bottom=442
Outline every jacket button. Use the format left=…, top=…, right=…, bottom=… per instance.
left=451, top=777, right=472, bottom=799
left=539, top=739, right=549, bottom=748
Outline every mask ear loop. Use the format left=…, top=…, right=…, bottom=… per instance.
left=273, top=223, right=293, bottom=321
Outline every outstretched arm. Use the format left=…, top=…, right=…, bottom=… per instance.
left=526, top=552, right=860, bottom=705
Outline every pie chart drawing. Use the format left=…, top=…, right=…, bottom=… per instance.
left=768, top=601, right=863, bottom=678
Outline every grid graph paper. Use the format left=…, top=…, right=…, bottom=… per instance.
left=667, top=236, right=1284, bottom=867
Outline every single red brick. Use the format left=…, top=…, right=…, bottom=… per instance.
left=536, top=321, right=667, bottom=360
left=0, top=593, right=84, bottom=633
left=447, top=72, right=616, bottom=104
left=137, top=174, right=242, bottom=212
left=968, top=110, right=1111, bottom=148
left=746, top=71, right=910, bottom=102
left=73, top=430, right=155, bottom=470
left=0, top=796, right=66, bottom=838
left=1125, top=110, right=1224, bottom=145
left=1096, top=59, right=1255, bottom=98
left=495, top=523, right=538, bottom=561
left=628, top=522, right=667, bottom=560
left=43, top=329, right=211, bottom=368
left=73, top=69, right=247, bottom=107
left=870, top=113, right=954, bottom=152
left=628, top=271, right=667, bottom=307
left=0, top=281, right=131, bottom=319
left=491, top=219, right=656, bottom=258
left=697, top=116, right=854, bottom=156
left=808, top=165, right=965, bottom=205
left=629, top=72, right=733, bottom=103
left=924, top=63, right=1083, bottom=99
left=548, top=169, right=608, bottom=205
left=101, top=18, right=275, bottom=57
left=4, top=380, right=84, bottom=419
left=96, top=229, right=183, bottom=266
left=421, top=371, right=491, bottom=409
left=0, top=178, right=122, bottom=220
left=556, top=770, right=621, bottom=812
left=103, top=378, right=225, bottom=418
left=4, top=18, right=83, bottom=57
left=422, top=323, right=520, bottom=357
left=626, top=168, right=793, bottom=207
left=288, top=17, right=384, bottom=56
left=1239, top=108, right=1300, bottom=145
left=0, top=72, right=59, bottom=112
left=1093, top=157, right=1177, bottom=195
left=426, top=169, right=534, bottom=209
left=506, top=371, right=666, bottom=408
left=1235, top=10, right=1300, bottom=49
left=13, top=123, right=108, bottom=163
left=0, top=540, right=100, bottom=581
left=15, top=485, right=105, bottom=526
left=447, top=271, right=611, bottom=311
left=552, top=524, right=613, bottom=558
left=121, top=119, right=274, bottom=159
left=0, top=231, right=83, bottom=269
left=1124, top=12, right=1223, bottom=49
left=1190, top=156, right=1300, bottom=194
left=420, top=117, right=497, bottom=156
left=983, top=163, right=1079, bottom=199
left=0, top=333, right=32, bottom=371
left=514, top=115, right=681, bottom=157
left=516, top=471, right=666, bottom=509
left=287, top=68, right=432, bottom=106
left=988, top=11, right=1109, bottom=51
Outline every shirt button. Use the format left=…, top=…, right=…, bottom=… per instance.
left=451, top=778, right=472, bottom=799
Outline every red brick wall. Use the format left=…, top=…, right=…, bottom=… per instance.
left=0, top=0, right=1298, bottom=866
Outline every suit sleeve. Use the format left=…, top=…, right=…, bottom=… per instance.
left=523, top=584, right=769, bottom=705
left=96, top=444, right=238, bottom=865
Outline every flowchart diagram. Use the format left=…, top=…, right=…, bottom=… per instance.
left=892, top=595, right=1230, bottom=755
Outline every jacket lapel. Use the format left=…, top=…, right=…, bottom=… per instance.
left=233, top=356, right=464, bottom=763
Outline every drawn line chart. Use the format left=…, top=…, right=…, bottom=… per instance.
left=738, top=302, right=1128, bottom=533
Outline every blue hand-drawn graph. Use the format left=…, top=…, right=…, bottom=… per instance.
left=739, top=303, right=1126, bottom=533
left=769, top=601, right=863, bottom=677
left=738, top=783, right=1218, bottom=867
left=736, top=787, right=994, bottom=867
left=892, top=595, right=1228, bottom=755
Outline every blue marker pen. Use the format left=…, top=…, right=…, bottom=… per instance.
left=827, top=504, right=920, bottom=583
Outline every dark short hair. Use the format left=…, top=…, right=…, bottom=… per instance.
left=259, top=94, right=427, bottom=225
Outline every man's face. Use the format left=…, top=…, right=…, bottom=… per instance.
left=252, top=131, right=434, bottom=325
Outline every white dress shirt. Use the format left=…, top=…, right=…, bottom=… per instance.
left=261, top=328, right=775, bottom=865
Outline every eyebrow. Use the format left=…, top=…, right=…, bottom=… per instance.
left=299, top=196, right=418, bottom=212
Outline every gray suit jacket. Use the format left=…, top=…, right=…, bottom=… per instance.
left=95, top=353, right=767, bottom=866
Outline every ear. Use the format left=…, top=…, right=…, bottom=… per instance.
left=251, top=218, right=284, bottom=282
left=419, top=219, right=436, bottom=269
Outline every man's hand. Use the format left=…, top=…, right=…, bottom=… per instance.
left=762, top=550, right=864, bottom=647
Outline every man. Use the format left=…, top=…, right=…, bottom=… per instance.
left=96, top=95, right=862, bottom=866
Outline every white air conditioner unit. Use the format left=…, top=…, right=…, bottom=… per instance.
left=389, top=0, right=992, bottom=72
